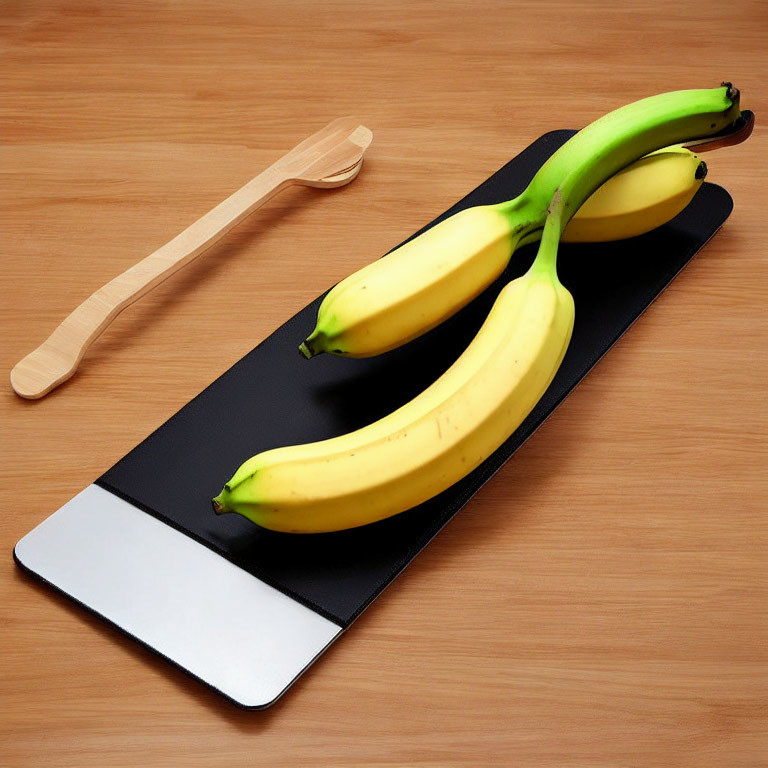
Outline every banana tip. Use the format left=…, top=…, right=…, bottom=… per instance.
left=212, top=496, right=227, bottom=515
left=721, top=81, right=738, bottom=102
left=299, top=338, right=324, bottom=359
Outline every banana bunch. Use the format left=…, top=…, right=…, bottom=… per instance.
left=213, top=85, right=746, bottom=533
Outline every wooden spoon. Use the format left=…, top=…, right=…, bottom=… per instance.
left=11, top=117, right=373, bottom=399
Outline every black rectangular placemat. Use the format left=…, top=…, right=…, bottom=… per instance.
left=98, top=131, right=732, bottom=628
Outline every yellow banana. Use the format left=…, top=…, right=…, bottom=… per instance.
left=299, top=204, right=517, bottom=358
left=562, top=146, right=705, bottom=242
left=213, top=258, right=574, bottom=533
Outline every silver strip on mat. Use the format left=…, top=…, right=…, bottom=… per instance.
left=15, top=484, right=342, bottom=708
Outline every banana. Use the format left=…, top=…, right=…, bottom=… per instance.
left=212, top=86, right=745, bottom=533
left=300, top=85, right=740, bottom=359
left=562, top=146, right=705, bottom=243
left=299, top=204, right=518, bottom=358
left=213, top=227, right=574, bottom=533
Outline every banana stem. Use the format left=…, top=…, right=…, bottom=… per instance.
left=529, top=205, right=563, bottom=277
left=529, top=171, right=581, bottom=277
left=493, top=194, right=541, bottom=237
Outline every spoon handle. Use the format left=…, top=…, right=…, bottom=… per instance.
left=10, top=167, right=297, bottom=400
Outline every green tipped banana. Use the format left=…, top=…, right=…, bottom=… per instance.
left=301, top=85, right=741, bottom=359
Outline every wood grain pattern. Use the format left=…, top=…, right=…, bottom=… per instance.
left=1, top=1, right=766, bottom=766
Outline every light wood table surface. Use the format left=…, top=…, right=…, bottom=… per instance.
left=2, top=2, right=766, bottom=766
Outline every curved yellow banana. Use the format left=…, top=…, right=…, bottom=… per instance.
left=213, top=264, right=574, bottom=533
left=563, top=146, right=705, bottom=242
left=299, top=204, right=519, bottom=358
